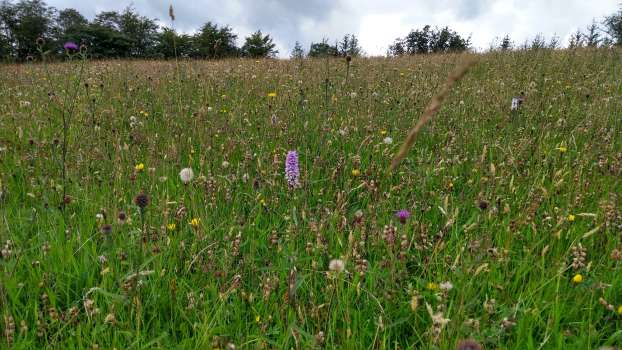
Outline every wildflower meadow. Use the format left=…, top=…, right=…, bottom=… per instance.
left=1, top=49, right=622, bottom=349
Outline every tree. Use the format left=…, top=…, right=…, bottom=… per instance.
left=568, top=30, right=584, bottom=48
left=79, top=23, right=132, bottom=58
left=1, top=0, right=56, bottom=59
left=398, top=25, right=469, bottom=55
left=53, top=8, right=87, bottom=53
left=529, top=33, right=547, bottom=50
left=404, top=25, right=431, bottom=54
left=604, top=6, right=622, bottom=45
left=117, top=7, right=158, bottom=57
left=154, top=27, right=193, bottom=58
left=388, top=38, right=406, bottom=56
left=308, top=38, right=338, bottom=57
left=548, top=35, right=560, bottom=49
left=241, top=30, right=277, bottom=58
left=337, top=34, right=362, bottom=57
left=290, top=40, right=304, bottom=59
left=193, top=22, right=238, bottom=58
left=0, top=1, right=17, bottom=57
left=585, top=21, right=601, bottom=47
left=500, top=35, right=512, bottom=50
left=93, top=11, right=121, bottom=30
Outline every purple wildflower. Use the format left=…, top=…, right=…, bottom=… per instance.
left=63, top=41, right=79, bottom=51
left=285, top=150, right=300, bottom=189
left=395, top=209, right=410, bottom=224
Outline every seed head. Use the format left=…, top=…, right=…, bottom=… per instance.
left=328, top=259, right=345, bottom=273
left=456, top=339, right=482, bottom=350
left=179, top=167, right=194, bottom=184
left=134, top=192, right=150, bottom=209
left=168, top=4, right=175, bottom=21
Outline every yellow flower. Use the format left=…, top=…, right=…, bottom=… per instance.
left=267, top=92, right=277, bottom=98
left=255, top=315, right=261, bottom=323
left=617, top=305, right=622, bottom=315
left=556, top=146, right=567, bottom=153
left=571, top=274, right=583, bottom=284
left=400, top=72, right=405, bottom=77
left=351, top=169, right=361, bottom=177
left=448, top=181, right=454, bottom=190
left=167, top=223, right=176, bottom=231
left=380, top=130, right=387, bottom=136
left=190, top=218, right=200, bottom=228
left=134, top=163, right=144, bottom=172
left=426, top=282, right=438, bottom=291
left=567, top=214, right=576, bottom=222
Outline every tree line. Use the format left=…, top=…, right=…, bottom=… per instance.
left=1, top=0, right=621, bottom=62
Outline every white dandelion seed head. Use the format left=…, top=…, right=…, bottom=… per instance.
left=179, top=167, right=194, bottom=184
left=383, top=137, right=393, bottom=144
left=328, top=259, right=345, bottom=273
left=439, top=281, right=453, bottom=291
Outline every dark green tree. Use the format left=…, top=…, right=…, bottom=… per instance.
left=500, top=35, right=512, bottom=50
left=193, top=22, right=238, bottom=58
left=405, top=25, right=431, bottom=54
left=117, top=7, right=158, bottom=57
left=79, top=23, right=132, bottom=58
left=604, top=5, right=622, bottom=45
left=529, top=34, right=547, bottom=50
left=568, top=30, right=584, bottom=48
left=290, top=40, right=304, bottom=59
left=53, top=8, right=87, bottom=52
left=1, top=0, right=56, bottom=59
left=388, top=38, right=406, bottom=56
left=308, top=38, right=338, bottom=57
left=154, top=27, right=193, bottom=58
left=337, top=34, right=362, bottom=57
left=93, top=11, right=121, bottom=30
left=241, top=30, right=277, bottom=58
left=585, top=21, right=601, bottom=47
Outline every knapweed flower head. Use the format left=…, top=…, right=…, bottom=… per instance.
left=134, top=192, right=150, bottom=209
left=396, top=209, right=410, bottom=224
left=179, top=167, right=194, bottom=184
left=63, top=41, right=79, bottom=51
left=285, top=150, right=300, bottom=189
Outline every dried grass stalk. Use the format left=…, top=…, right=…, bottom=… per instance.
left=389, top=55, right=479, bottom=172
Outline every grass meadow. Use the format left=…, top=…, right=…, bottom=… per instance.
left=1, top=49, right=622, bottom=349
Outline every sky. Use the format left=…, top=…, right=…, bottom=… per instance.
left=46, top=0, right=620, bottom=57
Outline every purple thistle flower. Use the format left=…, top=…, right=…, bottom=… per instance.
left=63, top=41, right=79, bottom=51
left=395, top=209, right=410, bottom=224
left=285, top=150, right=300, bottom=189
